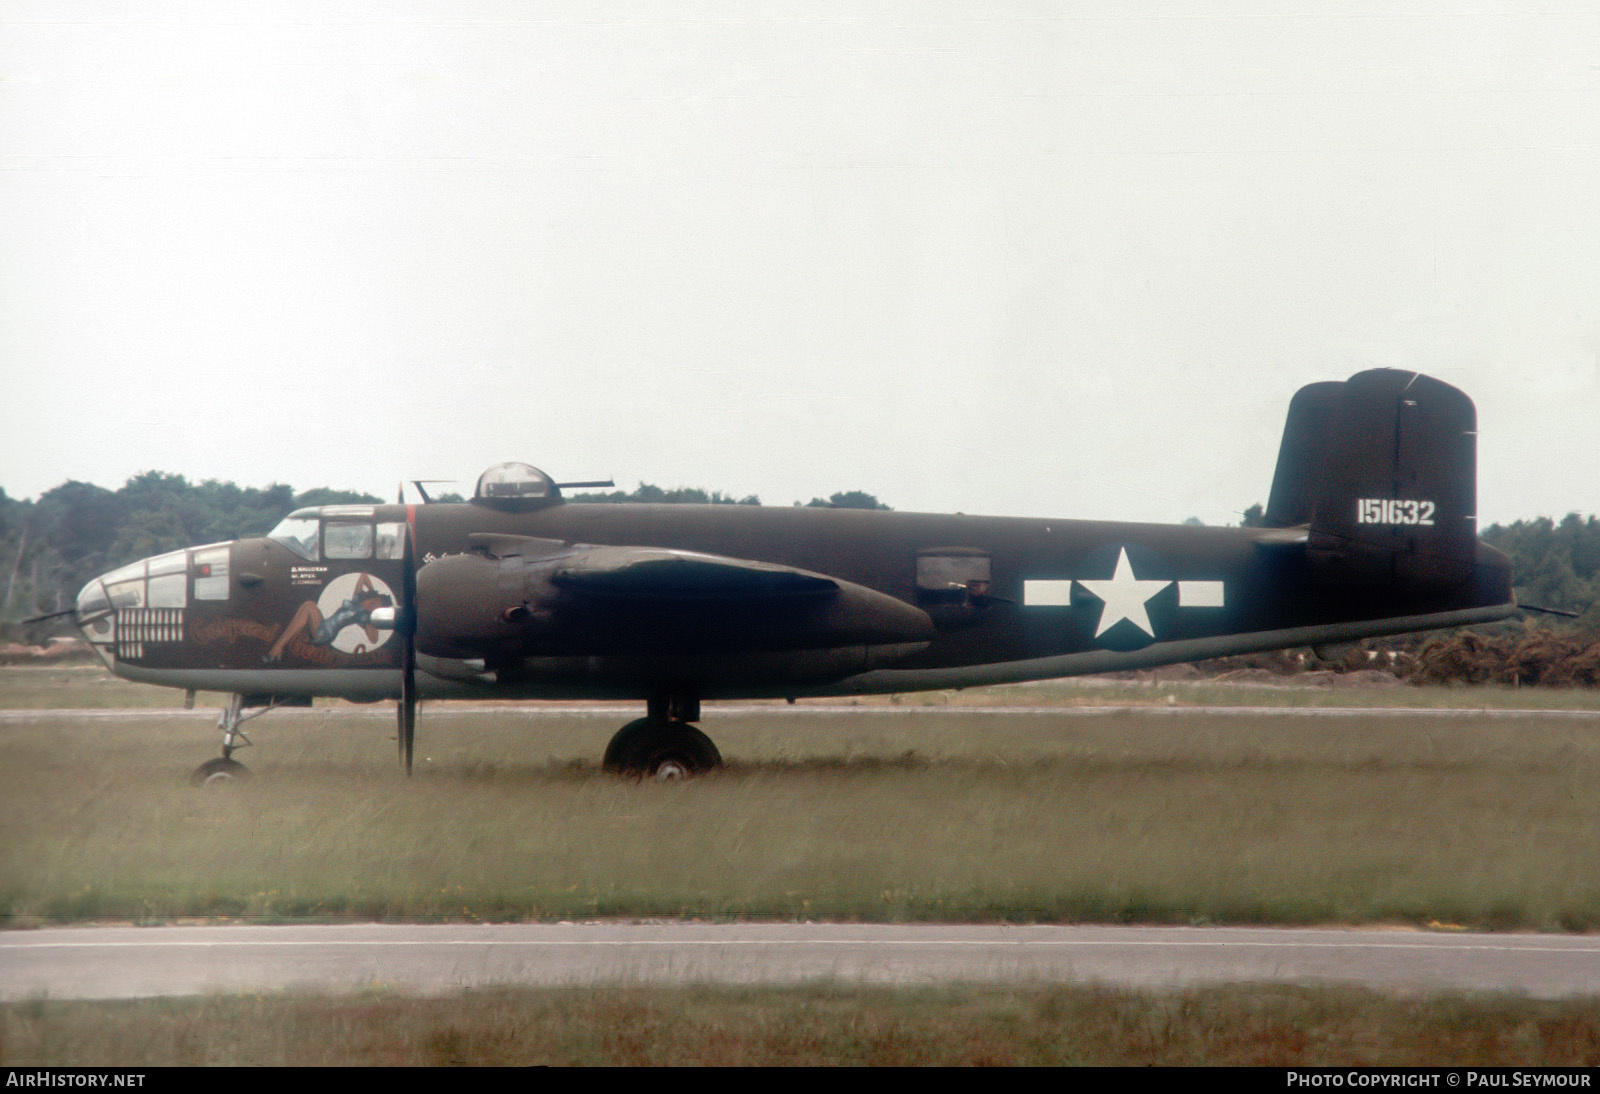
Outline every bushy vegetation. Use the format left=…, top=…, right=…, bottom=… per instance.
left=1411, top=626, right=1600, bottom=688
left=1182, top=624, right=1600, bottom=689
left=1482, top=514, right=1600, bottom=628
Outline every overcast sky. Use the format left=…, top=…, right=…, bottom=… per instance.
left=2, top=0, right=1596, bottom=528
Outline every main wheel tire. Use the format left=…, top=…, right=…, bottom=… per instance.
left=602, top=718, right=657, bottom=774
left=607, top=720, right=722, bottom=778
left=191, top=756, right=250, bottom=787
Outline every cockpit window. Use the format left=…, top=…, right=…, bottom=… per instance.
left=917, top=553, right=991, bottom=591
left=146, top=551, right=187, bottom=578
left=268, top=515, right=320, bottom=561
left=193, top=546, right=230, bottom=600
left=916, top=550, right=993, bottom=606
left=376, top=522, right=406, bottom=560
left=76, top=580, right=110, bottom=620
left=106, top=578, right=146, bottom=610
left=324, top=522, right=374, bottom=560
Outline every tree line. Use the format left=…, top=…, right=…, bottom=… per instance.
left=1480, top=514, right=1600, bottom=628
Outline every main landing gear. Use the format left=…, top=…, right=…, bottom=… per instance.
left=602, top=692, right=722, bottom=779
left=189, top=693, right=298, bottom=786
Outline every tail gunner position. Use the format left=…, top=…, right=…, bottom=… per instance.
left=68, top=370, right=1515, bottom=782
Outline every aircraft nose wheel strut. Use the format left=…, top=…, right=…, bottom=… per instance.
left=189, top=694, right=290, bottom=786
left=603, top=692, right=721, bottom=778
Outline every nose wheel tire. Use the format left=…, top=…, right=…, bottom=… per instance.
left=191, top=756, right=250, bottom=787
left=603, top=718, right=722, bottom=778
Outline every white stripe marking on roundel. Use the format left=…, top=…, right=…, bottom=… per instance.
left=1023, top=580, right=1074, bottom=607
left=1178, top=581, right=1225, bottom=608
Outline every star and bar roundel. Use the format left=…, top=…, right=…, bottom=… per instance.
left=1022, top=543, right=1226, bottom=652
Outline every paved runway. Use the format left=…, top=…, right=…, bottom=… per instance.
left=5, top=923, right=1599, bottom=1001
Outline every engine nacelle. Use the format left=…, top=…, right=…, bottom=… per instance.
left=414, top=538, right=935, bottom=667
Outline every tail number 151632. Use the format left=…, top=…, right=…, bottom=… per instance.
left=1357, top=498, right=1436, bottom=526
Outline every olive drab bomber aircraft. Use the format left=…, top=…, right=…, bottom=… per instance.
left=68, top=369, right=1515, bottom=783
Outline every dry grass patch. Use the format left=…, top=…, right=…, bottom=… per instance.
left=5, top=983, right=1600, bottom=1066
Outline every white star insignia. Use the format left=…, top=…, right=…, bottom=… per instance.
left=1077, top=548, right=1173, bottom=638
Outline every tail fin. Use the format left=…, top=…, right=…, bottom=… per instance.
left=1270, top=369, right=1478, bottom=593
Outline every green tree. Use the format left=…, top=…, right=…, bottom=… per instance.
left=194, top=480, right=296, bottom=543
left=805, top=491, right=891, bottom=510
left=34, top=481, right=125, bottom=590
left=294, top=487, right=386, bottom=509
left=1481, top=514, right=1600, bottom=628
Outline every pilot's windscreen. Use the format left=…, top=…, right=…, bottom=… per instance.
left=268, top=515, right=319, bottom=561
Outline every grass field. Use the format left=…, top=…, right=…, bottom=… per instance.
left=4, top=700, right=1599, bottom=928
left=7, top=982, right=1600, bottom=1066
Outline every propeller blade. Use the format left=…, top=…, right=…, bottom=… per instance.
left=400, top=639, right=416, bottom=775
left=398, top=515, right=419, bottom=775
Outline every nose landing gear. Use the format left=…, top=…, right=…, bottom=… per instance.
left=188, top=693, right=299, bottom=786
left=192, top=755, right=250, bottom=786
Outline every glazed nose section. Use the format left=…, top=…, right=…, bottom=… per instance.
left=74, top=574, right=111, bottom=621
left=74, top=574, right=113, bottom=640
left=74, top=545, right=225, bottom=665
left=74, top=572, right=117, bottom=665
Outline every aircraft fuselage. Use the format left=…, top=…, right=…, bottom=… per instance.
left=78, top=497, right=1513, bottom=704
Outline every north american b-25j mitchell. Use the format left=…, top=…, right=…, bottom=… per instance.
left=67, top=369, right=1515, bottom=782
